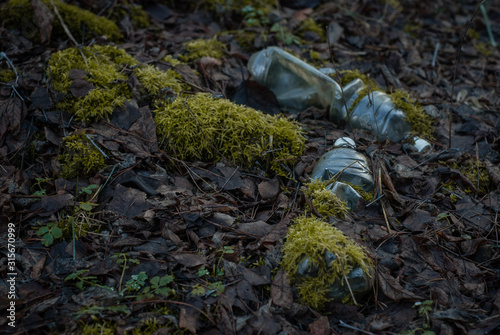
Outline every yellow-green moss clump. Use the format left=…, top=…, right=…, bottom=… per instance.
left=304, top=179, right=348, bottom=219
left=0, top=69, right=16, bottom=83
left=179, top=37, right=226, bottom=62
left=1, top=0, right=122, bottom=42
left=298, top=18, right=325, bottom=41
left=48, top=45, right=137, bottom=123
left=154, top=93, right=305, bottom=177
left=134, top=65, right=184, bottom=95
left=59, top=133, right=107, bottom=178
left=48, top=45, right=184, bottom=123
left=282, top=215, right=374, bottom=309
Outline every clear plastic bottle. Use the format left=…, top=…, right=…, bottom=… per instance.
left=248, top=47, right=413, bottom=142
left=311, top=137, right=374, bottom=209
left=247, top=46, right=344, bottom=114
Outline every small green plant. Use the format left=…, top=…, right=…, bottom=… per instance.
left=31, top=177, right=52, bottom=197
left=399, top=300, right=436, bottom=335
left=112, top=253, right=141, bottom=293
left=241, top=5, right=269, bottom=27
left=141, top=274, right=174, bottom=298
left=123, top=271, right=148, bottom=293
left=65, top=269, right=106, bottom=290
left=36, top=221, right=63, bottom=246
left=270, top=22, right=302, bottom=46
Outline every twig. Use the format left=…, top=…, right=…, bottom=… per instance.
left=431, top=42, right=440, bottom=67
left=448, top=0, right=486, bottom=149
left=338, top=320, right=376, bottom=335
left=51, top=0, right=88, bottom=66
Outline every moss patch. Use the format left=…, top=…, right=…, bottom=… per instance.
left=1, top=0, right=122, bottom=42
left=48, top=45, right=184, bottom=123
left=304, top=179, right=348, bottom=219
left=0, top=69, right=16, bottom=83
left=179, top=37, right=226, bottom=62
left=48, top=45, right=137, bottom=123
left=154, top=93, right=305, bottom=177
left=59, top=133, right=107, bottom=178
left=281, top=215, right=374, bottom=309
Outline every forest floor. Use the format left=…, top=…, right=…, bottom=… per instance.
left=1, top=0, right=500, bottom=334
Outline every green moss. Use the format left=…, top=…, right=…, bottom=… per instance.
left=390, top=89, right=434, bottom=138
left=297, top=18, right=325, bottom=41
left=339, top=69, right=381, bottom=90
left=48, top=45, right=137, bottom=123
left=304, top=179, right=348, bottom=219
left=154, top=93, right=305, bottom=177
left=79, top=320, right=116, bottom=335
left=48, top=45, right=186, bottom=123
left=59, top=133, right=107, bottom=178
left=134, top=64, right=185, bottom=95
left=1, top=0, right=122, bottom=42
left=282, top=215, right=374, bottom=309
left=179, top=37, right=226, bottom=62
left=0, top=69, right=16, bottom=83
left=449, top=160, right=490, bottom=194
left=162, top=55, right=184, bottom=66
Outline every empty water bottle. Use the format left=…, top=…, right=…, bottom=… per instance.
left=311, top=137, right=374, bottom=209
left=247, top=46, right=344, bottom=114
left=248, top=47, right=413, bottom=142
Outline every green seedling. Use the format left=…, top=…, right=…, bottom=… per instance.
left=112, top=253, right=141, bottom=293
left=31, top=177, right=52, bottom=197
left=270, top=22, right=302, bottom=46
left=141, top=274, right=174, bottom=298
left=123, top=271, right=148, bottom=293
left=65, top=269, right=107, bottom=290
left=36, top=221, right=63, bottom=246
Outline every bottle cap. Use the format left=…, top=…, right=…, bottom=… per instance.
left=413, top=137, right=431, bottom=153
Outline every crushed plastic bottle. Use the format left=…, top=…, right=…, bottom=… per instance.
left=248, top=47, right=414, bottom=143
left=311, top=137, right=374, bottom=209
left=297, top=255, right=374, bottom=301
left=248, top=46, right=344, bottom=114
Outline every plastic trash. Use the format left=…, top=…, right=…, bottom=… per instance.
left=248, top=46, right=344, bottom=114
left=282, top=216, right=375, bottom=307
left=297, top=255, right=374, bottom=301
left=311, top=137, right=374, bottom=209
left=248, top=47, right=414, bottom=142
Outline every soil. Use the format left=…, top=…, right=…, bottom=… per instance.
left=1, top=0, right=500, bottom=334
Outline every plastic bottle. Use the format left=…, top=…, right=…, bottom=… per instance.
left=247, top=46, right=344, bottom=114
left=248, top=47, right=413, bottom=143
left=297, top=251, right=374, bottom=301
left=311, top=137, right=374, bottom=209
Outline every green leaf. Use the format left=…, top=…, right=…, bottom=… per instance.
left=150, top=276, right=160, bottom=287
left=37, top=227, right=49, bottom=235
left=156, top=287, right=171, bottom=297
left=41, top=233, right=54, bottom=246
left=79, top=202, right=93, bottom=211
left=51, top=226, right=63, bottom=239
left=159, top=274, right=174, bottom=286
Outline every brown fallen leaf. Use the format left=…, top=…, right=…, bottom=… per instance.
left=271, top=269, right=293, bottom=309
